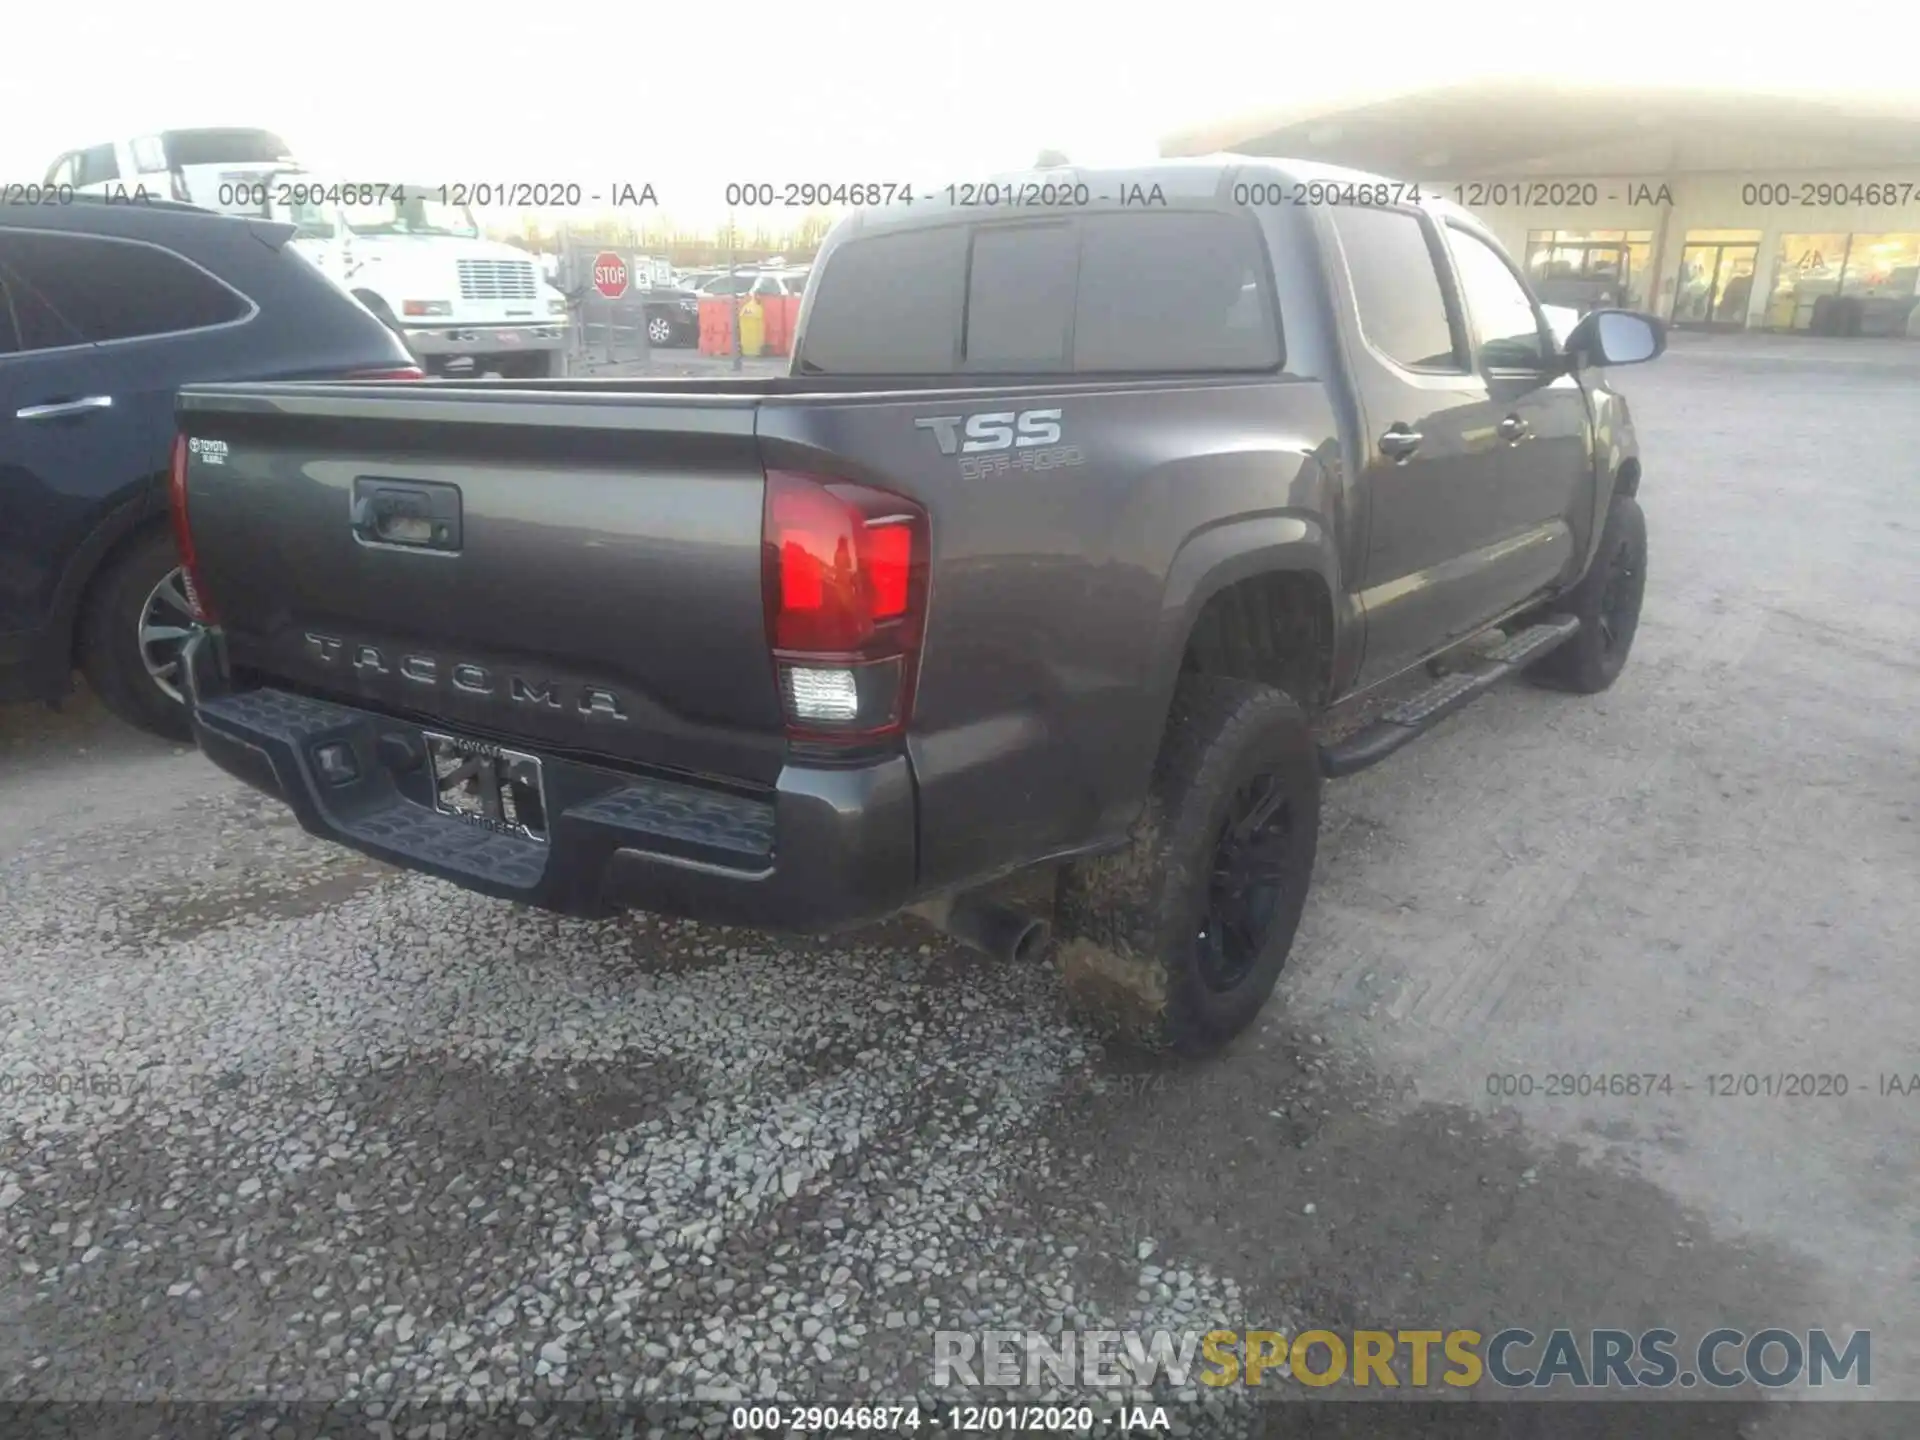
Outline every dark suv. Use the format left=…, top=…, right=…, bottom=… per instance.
left=0, top=195, right=419, bottom=739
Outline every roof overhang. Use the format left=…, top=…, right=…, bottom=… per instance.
left=1162, top=82, right=1920, bottom=176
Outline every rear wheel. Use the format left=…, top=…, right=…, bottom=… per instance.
left=1529, top=493, right=1647, bottom=694
left=78, top=526, right=195, bottom=741
left=647, top=313, right=675, bottom=346
left=1053, top=675, right=1320, bottom=1056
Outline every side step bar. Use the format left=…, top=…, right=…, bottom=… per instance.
left=1319, top=616, right=1582, bottom=779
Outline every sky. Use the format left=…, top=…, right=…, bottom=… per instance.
left=6, top=0, right=1915, bottom=229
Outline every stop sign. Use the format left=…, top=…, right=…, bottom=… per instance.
left=591, top=251, right=628, bottom=299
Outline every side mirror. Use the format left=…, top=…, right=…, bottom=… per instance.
left=1565, top=308, right=1666, bottom=367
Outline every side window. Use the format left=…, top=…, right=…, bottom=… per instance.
left=44, top=153, right=78, bottom=187
left=0, top=243, right=91, bottom=354
left=131, top=136, right=169, bottom=173
left=286, top=198, right=336, bottom=238
left=1072, top=211, right=1280, bottom=371
left=964, top=222, right=1075, bottom=369
left=752, top=275, right=783, bottom=296
left=0, top=230, right=249, bottom=345
left=1446, top=226, right=1549, bottom=370
left=76, top=145, right=121, bottom=187
left=1327, top=206, right=1462, bottom=372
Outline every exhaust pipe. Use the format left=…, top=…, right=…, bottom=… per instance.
left=909, top=894, right=1051, bottom=965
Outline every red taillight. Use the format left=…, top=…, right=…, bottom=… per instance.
left=343, top=366, right=426, bottom=380
left=168, top=434, right=218, bottom=624
left=761, top=469, right=928, bottom=742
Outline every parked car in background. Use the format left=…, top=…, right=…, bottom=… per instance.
left=760, top=269, right=809, bottom=298
left=697, top=269, right=809, bottom=299
left=48, top=127, right=300, bottom=207
left=0, top=196, right=420, bottom=739
left=686, top=271, right=747, bottom=295
left=638, top=286, right=703, bottom=347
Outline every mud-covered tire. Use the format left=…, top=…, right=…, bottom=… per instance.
left=78, top=525, right=195, bottom=741
left=1529, top=493, right=1647, bottom=694
left=1053, top=675, right=1320, bottom=1056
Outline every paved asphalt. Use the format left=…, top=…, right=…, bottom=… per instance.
left=1, top=334, right=1915, bottom=1439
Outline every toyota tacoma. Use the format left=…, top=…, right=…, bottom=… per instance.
left=169, top=159, right=1664, bottom=1054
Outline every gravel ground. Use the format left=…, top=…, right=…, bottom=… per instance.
left=1, top=334, right=1915, bottom=1439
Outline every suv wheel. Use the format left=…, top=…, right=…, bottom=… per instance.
left=1529, top=493, right=1647, bottom=694
left=647, top=314, right=674, bottom=346
left=79, top=526, right=196, bottom=741
left=1053, top=675, right=1320, bottom=1055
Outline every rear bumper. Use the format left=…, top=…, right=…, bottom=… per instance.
left=399, top=324, right=568, bottom=357
left=180, top=631, right=917, bottom=930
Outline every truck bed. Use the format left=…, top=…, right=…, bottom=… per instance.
left=176, top=368, right=1341, bottom=923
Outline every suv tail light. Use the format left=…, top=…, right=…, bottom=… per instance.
left=343, top=365, right=426, bottom=380
left=761, top=469, right=929, bottom=743
left=168, top=434, right=218, bottom=624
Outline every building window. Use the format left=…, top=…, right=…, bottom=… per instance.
left=1524, top=229, right=1654, bottom=311
left=1673, top=231, right=1762, bottom=328
left=1767, top=233, right=1920, bottom=335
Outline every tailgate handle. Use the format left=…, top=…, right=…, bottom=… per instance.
left=351, top=478, right=462, bottom=552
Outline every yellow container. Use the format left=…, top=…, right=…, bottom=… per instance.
left=739, top=298, right=765, bottom=357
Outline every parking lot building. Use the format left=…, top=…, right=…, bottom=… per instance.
left=1163, top=83, right=1920, bottom=337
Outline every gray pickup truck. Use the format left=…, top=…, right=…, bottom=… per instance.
left=171, top=159, right=1664, bottom=1054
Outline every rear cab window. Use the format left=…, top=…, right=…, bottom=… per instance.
left=162, top=128, right=295, bottom=168
left=798, top=205, right=1280, bottom=374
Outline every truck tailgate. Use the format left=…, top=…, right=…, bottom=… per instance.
left=177, top=383, right=786, bottom=786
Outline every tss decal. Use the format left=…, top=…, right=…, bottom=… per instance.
left=915, top=407, right=1084, bottom=479
left=914, top=408, right=1063, bottom=454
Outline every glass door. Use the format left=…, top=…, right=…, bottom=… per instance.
left=1673, top=242, right=1760, bottom=329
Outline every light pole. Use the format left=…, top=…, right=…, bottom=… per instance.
left=727, top=207, right=742, bottom=374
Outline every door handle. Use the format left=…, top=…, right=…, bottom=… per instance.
left=350, top=476, right=462, bottom=551
left=1378, top=427, right=1423, bottom=461
left=1497, top=415, right=1530, bottom=443
left=17, top=395, right=113, bottom=421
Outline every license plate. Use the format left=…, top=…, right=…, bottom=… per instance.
left=424, top=731, right=548, bottom=842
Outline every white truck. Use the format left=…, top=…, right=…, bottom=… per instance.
left=56, top=138, right=574, bottom=377
left=261, top=179, right=572, bottom=378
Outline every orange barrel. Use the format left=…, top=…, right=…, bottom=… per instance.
left=762, top=292, right=792, bottom=355
left=698, top=297, right=731, bottom=355
left=767, top=293, right=802, bottom=355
